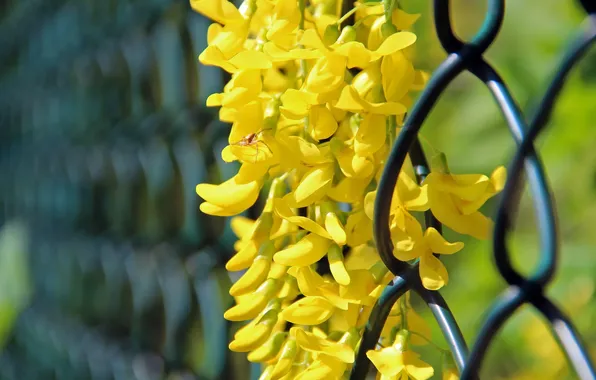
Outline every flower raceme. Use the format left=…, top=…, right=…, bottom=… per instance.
left=191, top=0, right=505, bottom=377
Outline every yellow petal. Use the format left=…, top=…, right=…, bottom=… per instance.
left=345, top=211, right=373, bottom=247
left=221, top=145, right=237, bottom=162
left=366, top=346, right=405, bottom=377
left=281, top=296, right=335, bottom=325
left=425, top=171, right=492, bottom=202
left=280, top=89, right=318, bottom=118
left=427, top=187, right=493, bottom=239
left=419, top=254, right=449, bottom=290
left=287, top=266, right=349, bottom=310
left=309, top=105, right=338, bottom=141
left=293, top=328, right=355, bottom=363
left=442, top=366, right=460, bottom=380
left=264, top=42, right=322, bottom=62
left=230, top=216, right=255, bottom=239
left=328, top=244, right=349, bottom=285
left=372, top=31, right=417, bottom=58
left=398, top=173, right=429, bottom=212
left=325, top=213, right=347, bottom=246
left=336, top=147, right=374, bottom=179
left=274, top=233, right=332, bottom=266
left=247, top=331, right=287, bottom=363
left=491, top=165, right=507, bottom=192
left=228, top=141, right=274, bottom=164
left=403, top=351, right=434, bottom=380
left=300, top=28, right=328, bottom=50
left=224, top=293, right=270, bottom=321
left=274, top=199, right=332, bottom=239
left=288, top=266, right=326, bottom=296
left=226, top=241, right=259, bottom=271
left=393, top=9, right=421, bottom=30
left=285, top=135, right=333, bottom=165
left=335, top=85, right=368, bottom=113
left=285, top=164, right=334, bottom=208
left=190, top=0, right=242, bottom=25
left=269, top=262, right=289, bottom=280
left=424, top=228, right=463, bottom=255
left=339, top=270, right=376, bottom=305
left=411, top=70, right=430, bottom=91
left=355, top=113, right=386, bottom=156
left=295, top=354, right=347, bottom=380
left=366, top=99, right=407, bottom=115
left=304, top=55, right=346, bottom=94
left=229, top=314, right=275, bottom=351
left=224, top=280, right=279, bottom=321
left=344, top=244, right=379, bottom=271
left=229, top=251, right=272, bottom=296
left=381, top=52, right=415, bottom=103
left=271, top=339, right=298, bottom=379
left=328, top=176, right=371, bottom=203
left=364, top=191, right=376, bottom=220
left=206, top=93, right=224, bottom=107
left=333, top=41, right=372, bottom=68
left=228, top=50, right=272, bottom=72
left=197, top=180, right=261, bottom=216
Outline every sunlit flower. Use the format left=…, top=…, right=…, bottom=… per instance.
left=367, top=331, right=434, bottom=379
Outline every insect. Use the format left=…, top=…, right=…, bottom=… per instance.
left=230, top=128, right=274, bottom=163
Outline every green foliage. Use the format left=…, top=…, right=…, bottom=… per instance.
left=0, top=221, right=32, bottom=350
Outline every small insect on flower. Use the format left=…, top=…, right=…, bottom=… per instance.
left=229, top=128, right=275, bottom=164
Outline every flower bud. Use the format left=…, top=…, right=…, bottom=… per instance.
left=381, top=22, right=398, bottom=38
left=337, top=25, right=357, bottom=44
left=324, top=24, right=341, bottom=45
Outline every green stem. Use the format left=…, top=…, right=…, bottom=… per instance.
left=387, top=115, right=397, bottom=147
left=383, top=0, right=394, bottom=21
left=337, top=5, right=359, bottom=24
left=400, top=296, right=408, bottom=329
left=409, top=331, right=449, bottom=353
left=298, top=0, right=305, bottom=29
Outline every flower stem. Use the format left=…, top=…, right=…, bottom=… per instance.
left=337, top=6, right=359, bottom=25
left=409, top=331, right=449, bottom=353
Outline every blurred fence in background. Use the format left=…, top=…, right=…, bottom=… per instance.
left=0, top=1, right=246, bottom=379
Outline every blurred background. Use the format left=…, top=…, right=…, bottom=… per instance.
left=0, top=0, right=594, bottom=379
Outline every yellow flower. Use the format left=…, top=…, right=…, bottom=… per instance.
left=300, top=27, right=417, bottom=69
left=335, top=84, right=406, bottom=115
left=281, top=295, right=335, bottom=325
left=367, top=332, right=434, bottom=380
left=196, top=162, right=268, bottom=216
left=190, top=0, right=243, bottom=25
left=206, top=69, right=263, bottom=109
left=292, top=327, right=355, bottom=363
left=200, top=21, right=272, bottom=73
left=443, top=366, right=460, bottom=380
left=393, top=212, right=464, bottom=290
left=425, top=166, right=506, bottom=239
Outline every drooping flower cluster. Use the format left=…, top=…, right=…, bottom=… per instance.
left=191, top=0, right=505, bottom=377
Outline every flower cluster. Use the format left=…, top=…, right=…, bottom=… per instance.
left=191, top=0, right=505, bottom=377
